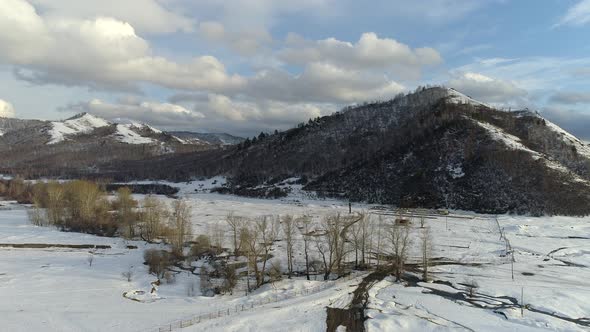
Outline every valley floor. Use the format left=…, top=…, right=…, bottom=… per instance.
left=0, top=190, right=589, bottom=332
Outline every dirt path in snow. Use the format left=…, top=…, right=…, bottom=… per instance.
left=326, top=270, right=388, bottom=332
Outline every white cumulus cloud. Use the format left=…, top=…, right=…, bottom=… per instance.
left=448, top=72, right=527, bottom=104
left=0, top=1, right=244, bottom=92
left=0, top=99, right=16, bottom=118
left=28, top=0, right=194, bottom=34
left=279, top=32, right=442, bottom=79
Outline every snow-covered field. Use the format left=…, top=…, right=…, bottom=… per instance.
left=1, top=188, right=589, bottom=331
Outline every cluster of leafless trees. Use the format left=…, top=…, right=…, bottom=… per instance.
left=221, top=211, right=433, bottom=290
left=7, top=178, right=434, bottom=293
left=22, top=180, right=193, bottom=252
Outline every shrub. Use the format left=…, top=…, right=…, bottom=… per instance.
left=190, top=234, right=213, bottom=258
left=144, top=249, right=173, bottom=279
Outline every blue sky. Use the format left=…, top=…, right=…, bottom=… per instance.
left=0, top=0, right=589, bottom=138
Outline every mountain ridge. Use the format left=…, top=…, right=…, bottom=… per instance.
left=2, top=87, right=590, bottom=215
left=0, top=112, right=239, bottom=177
left=154, top=86, right=589, bottom=215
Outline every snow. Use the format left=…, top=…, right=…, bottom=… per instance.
left=472, top=119, right=538, bottom=155
left=472, top=119, right=590, bottom=184
left=364, top=213, right=590, bottom=332
left=46, top=114, right=163, bottom=145
left=172, top=136, right=188, bottom=144
left=113, top=124, right=155, bottom=144
left=48, top=113, right=110, bottom=144
left=128, top=122, right=163, bottom=134
left=446, top=88, right=489, bottom=107
left=1, top=193, right=590, bottom=332
left=544, top=120, right=590, bottom=160
left=446, top=164, right=465, bottom=179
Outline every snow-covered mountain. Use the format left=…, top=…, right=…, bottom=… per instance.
left=47, top=113, right=111, bottom=144
left=0, top=113, right=224, bottom=177
left=154, top=86, right=589, bottom=216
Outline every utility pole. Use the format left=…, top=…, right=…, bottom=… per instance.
left=520, top=287, right=524, bottom=317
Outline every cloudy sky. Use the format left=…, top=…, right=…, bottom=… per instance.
left=1, top=0, right=589, bottom=138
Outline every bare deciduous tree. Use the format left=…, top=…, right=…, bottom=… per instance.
left=374, top=216, right=384, bottom=269
left=421, top=226, right=433, bottom=282
left=297, top=215, right=313, bottom=280
left=209, top=222, right=225, bottom=253
left=315, top=214, right=359, bottom=280
left=139, top=195, right=168, bottom=242
left=387, top=223, right=411, bottom=281
left=241, top=225, right=257, bottom=291
left=45, top=181, right=66, bottom=226
left=242, top=216, right=279, bottom=288
left=350, top=218, right=362, bottom=268
left=281, top=214, right=296, bottom=278
left=168, top=199, right=192, bottom=255
left=350, top=213, right=370, bottom=268
left=144, top=249, right=172, bottom=279
left=114, top=187, right=138, bottom=239
left=226, top=212, right=245, bottom=258
left=255, top=216, right=278, bottom=287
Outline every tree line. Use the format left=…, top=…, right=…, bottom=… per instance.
left=1, top=178, right=192, bottom=250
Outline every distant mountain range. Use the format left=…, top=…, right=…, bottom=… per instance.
left=168, top=131, right=244, bottom=146
left=0, top=113, right=242, bottom=177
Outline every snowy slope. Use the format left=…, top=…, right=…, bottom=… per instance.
left=48, top=113, right=110, bottom=144
left=471, top=119, right=540, bottom=157
left=446, top=88, right=489, bottom=107
left=113, top=124, right=156, bottom=144
left=128, top=122, right=162, bottom=134
left=46, top=114, right=176, bottom=145
left=544, top=120, right=590, bottom=160
left=471, top=118, right=590, bottom=184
